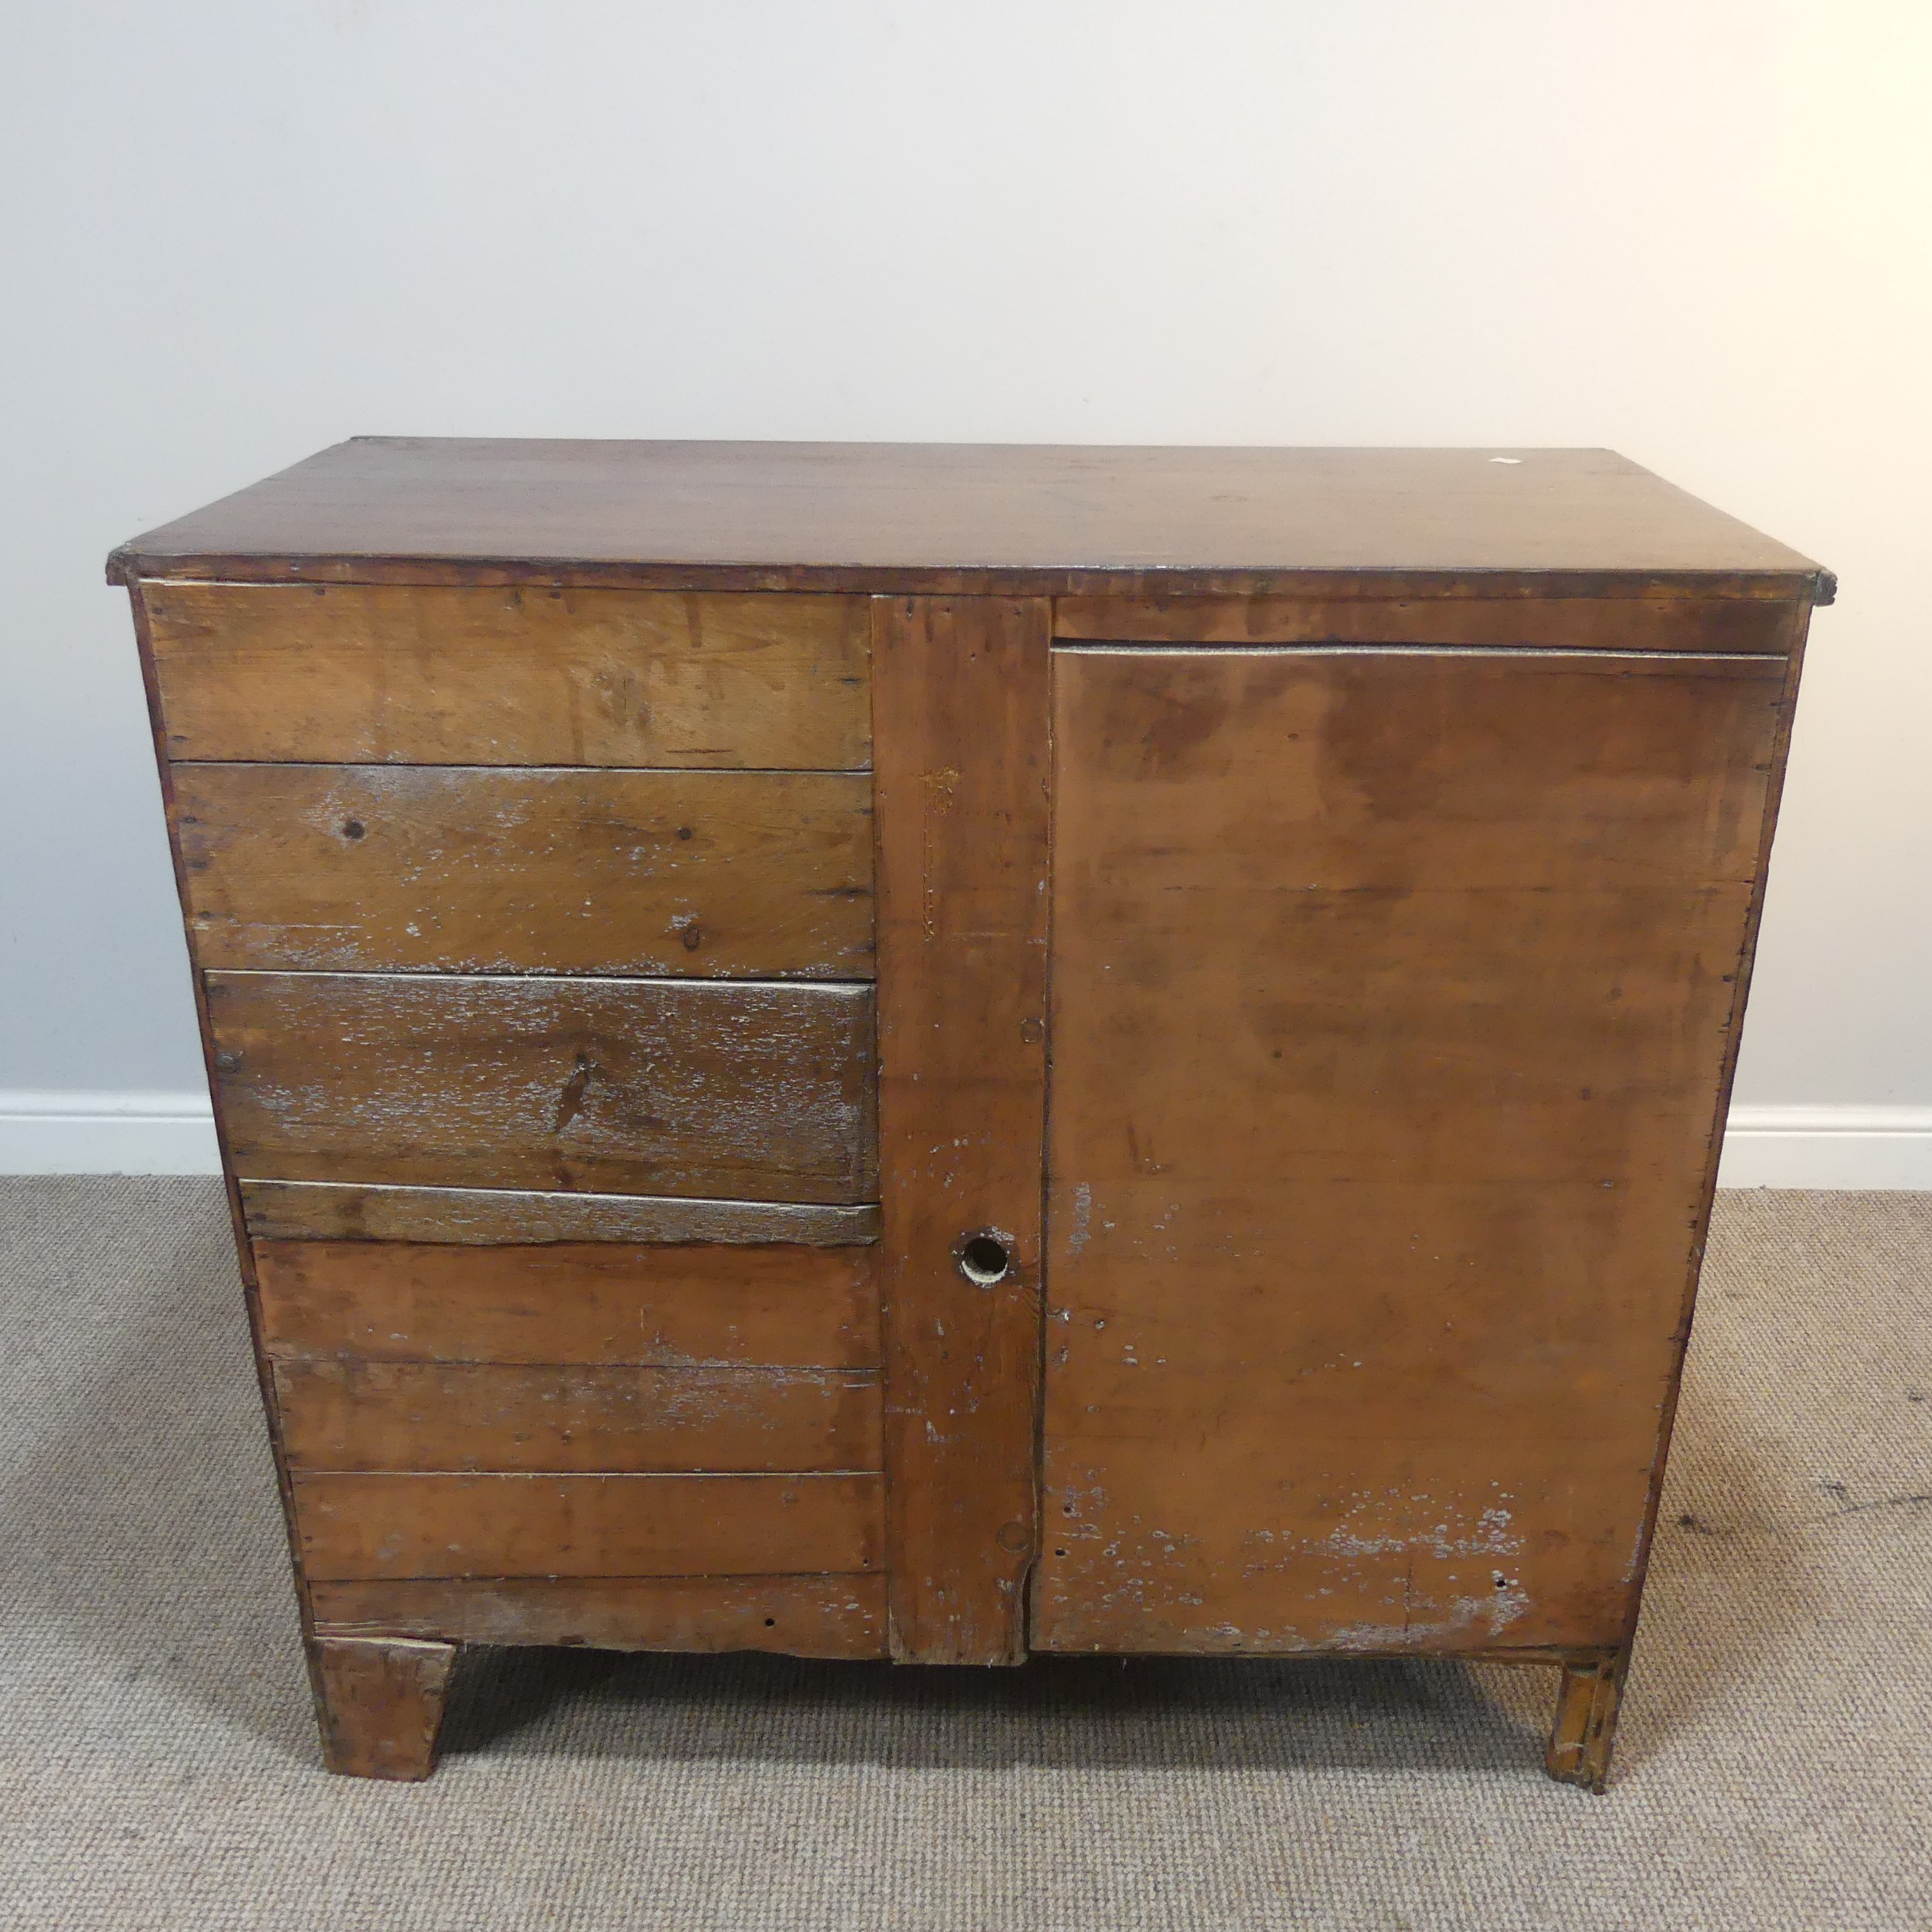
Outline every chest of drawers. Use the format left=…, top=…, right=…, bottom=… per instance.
left=110, top=440, right=1827, bottom=1788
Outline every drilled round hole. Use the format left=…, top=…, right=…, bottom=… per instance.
left=957, top=1232, right=1011, bottom=1286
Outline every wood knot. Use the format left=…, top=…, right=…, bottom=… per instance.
left=552, top=1053, right=594, bottom=1133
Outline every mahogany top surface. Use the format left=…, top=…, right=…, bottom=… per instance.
left=108, top=438, right=1825, bottom=597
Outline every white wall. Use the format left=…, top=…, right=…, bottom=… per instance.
left=4, top=2, right=1928, bottom=1177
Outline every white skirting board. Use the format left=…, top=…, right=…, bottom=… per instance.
left=0, top=1092, right=223, bottom=1176
left=1, top=1092, right=1930, bottom=1189
left=1714, top=1106, right=1932, bottom=1190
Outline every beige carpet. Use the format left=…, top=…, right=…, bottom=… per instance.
left=2, top=1178, right=1927, bottom=1930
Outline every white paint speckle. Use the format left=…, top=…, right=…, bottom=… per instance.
left=1068, top=1182, right=1093, bottom=1255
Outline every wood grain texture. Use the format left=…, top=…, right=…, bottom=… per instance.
left=109, top=441, right=1825, bottom=1787
left=872, top=596, right=1051, bottom=1665
left=1546, top=1655, right=1626, bottom=1792
left=124, top=587, right=263, bottom=1291
left=310, top=1574, right=889, bottom=1657
left=310, top=1634, right=456, bottom=1781
left=274, top=1360, right=881, bottom=1473
left=207, top=971, right=877, bottom=1202
left=124, top=580, right=325, bottom=1671
left=255, top=1240, right=880, bottom=1368
left=142, top=582, right=870, bottom=767
left=1034, top=645, right=1783, bottom=1655
left=1604, top=620, right=1813, bottom=1682
left=292, top=1471, right=883, bottom=1580
left=242, top=1181, right=879, bottom=1247
left=1046, top=647, right=1781, bottom=893
left=110, top=441, right=1825, bottom=600
left=175, top=764, right=873, bottom=978
left=1051, top=595, right=1801, bottom=652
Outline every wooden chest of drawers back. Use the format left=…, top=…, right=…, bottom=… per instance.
left=112, top=440, right=1827, bottom=1790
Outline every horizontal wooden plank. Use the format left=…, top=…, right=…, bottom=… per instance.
left=144, top=582, right=871, bottom=767
left=274, top=1360, right=882, bottom=1473
left=309, top=1574, right=889, bottom=1658
left=255, top=1240, right=880, bottom=1366
left=175, top=765, right=873, bottom=978
left=208, top=971, right=876, bottom=1202
left=1052, top=595, right=1804, bottom=652
left=242, top=1182, right=879, bottom=1247
left=293, top=1471, right=883, bottom=1580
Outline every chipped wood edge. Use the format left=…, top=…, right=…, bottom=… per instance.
left=238, top=1179, right=882, bottom=1246
left=1546, top=1652, right=1625, bottom=1793
left=311, top=1634, right=458, bottom=1781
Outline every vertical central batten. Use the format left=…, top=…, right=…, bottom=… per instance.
left=871, top=597, right=1053, bottom=1665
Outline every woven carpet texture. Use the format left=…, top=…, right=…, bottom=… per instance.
left=2, top=1178, right=1928, bottom=1930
